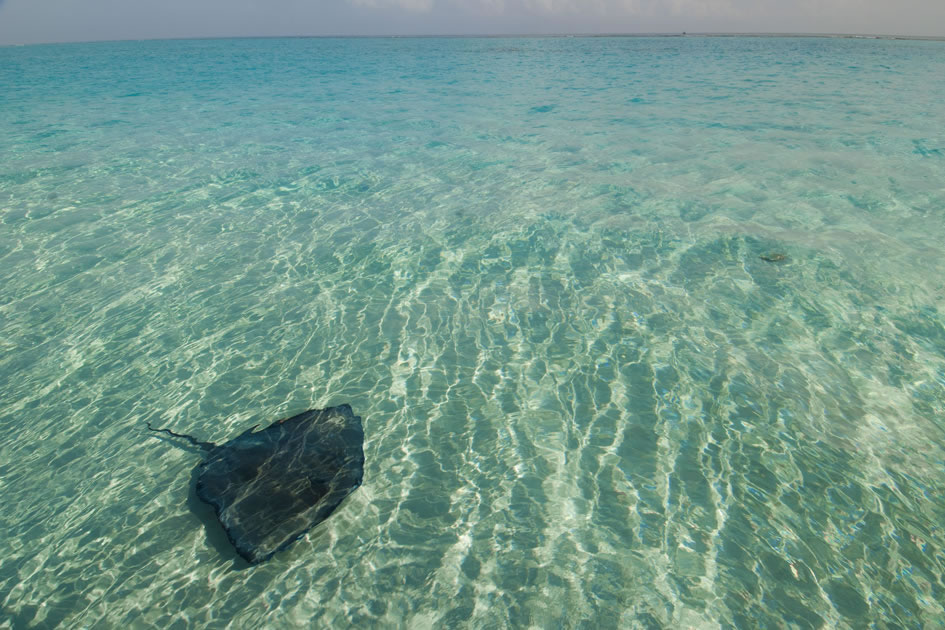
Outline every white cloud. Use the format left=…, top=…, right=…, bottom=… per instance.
left=343, top=0, right=941, bottom=30
left=349, top=0, right=436, bottom=12
left=518, top=0, right=746, bottom=18
left=345, top=0, right=746, bottom=20
left=467, top=0, right=507, bottom=15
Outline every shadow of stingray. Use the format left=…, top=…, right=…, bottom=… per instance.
left=148, top=433, right=251, bottom=570
left=186, top=465, right=252, bottom=571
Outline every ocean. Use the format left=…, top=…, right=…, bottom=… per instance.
left=1, top=35, right=945, bottom=628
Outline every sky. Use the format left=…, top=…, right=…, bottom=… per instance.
left=0, top=0, right=943, bottom=46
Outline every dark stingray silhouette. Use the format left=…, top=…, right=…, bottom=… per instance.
left=148, top=405, right=364, bottom=564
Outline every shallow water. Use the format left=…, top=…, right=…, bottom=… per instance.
left=1, top=36, right=945, bottom=628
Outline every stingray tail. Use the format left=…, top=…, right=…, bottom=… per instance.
left=146, top=422, right=215, bottom=451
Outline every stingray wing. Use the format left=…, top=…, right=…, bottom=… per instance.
left=195, top=405, right=365, bottom=564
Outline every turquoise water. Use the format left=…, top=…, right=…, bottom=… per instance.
left=2, top=35, right=945, bottom=628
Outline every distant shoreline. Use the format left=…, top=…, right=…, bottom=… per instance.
left=3, top=32, right=945, bottom=48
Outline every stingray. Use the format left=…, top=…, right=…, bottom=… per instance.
left=148, top=405, right=364, bottom=564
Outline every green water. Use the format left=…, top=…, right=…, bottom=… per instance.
left=1, top=36, right=945, bottom=628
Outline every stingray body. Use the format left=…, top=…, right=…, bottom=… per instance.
left=149, top=405, right=364, bottom=564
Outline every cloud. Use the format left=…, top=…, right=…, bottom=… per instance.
left=340, top=0, right=925, bottom=29
left=343, top=0, right=746, bottom=20
left=348, top=0, right=436, bottom=12
left=515, top=0, right=746, bottom=19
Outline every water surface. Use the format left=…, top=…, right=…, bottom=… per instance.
left=2, top=36, right=945, bottom=628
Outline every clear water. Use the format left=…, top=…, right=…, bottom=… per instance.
left=2, top=36, right=945, bottom=628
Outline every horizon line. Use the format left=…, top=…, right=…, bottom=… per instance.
left=3, top=31, right=945, bottom=48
